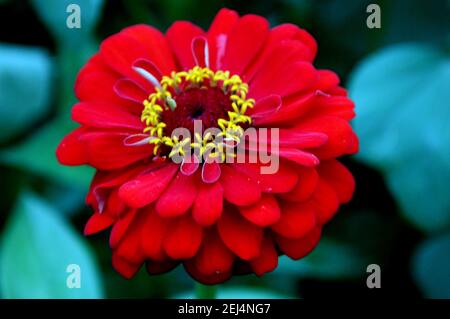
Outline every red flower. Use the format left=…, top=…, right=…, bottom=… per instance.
left=57, top=8, right=358, bottom=284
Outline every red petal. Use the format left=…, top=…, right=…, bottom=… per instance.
left=252, top=93, right=315, bottom=126
left=109, top=210, right=137, bottom=248
left=140, top=208, right=170, bottom=260
left=192, top=182, right=223, bottom=226
left=180, top=155, right=200, bottom=176
left=56, top=127, right=88, bottom=165
left=245, top=23, right=317, bottom=81
left=114, top=78, right=148, bottom=106
left=81, top=131, right=152, bottom=170
left=114, top=214, right=145, bottom=264
left=313, top=179, right=340, bottom=224
left=272, top=201, right=316, bottom=238
left=207, top=8, right=239, bottom=69
left=119, top=163, right=178, bottom=208
left=220, top=165, right=261, bottom=206
left=250, top=61, right=318, bottom=100
left=100, top=31, right=152, bottom=90
left=232, top=162, right=298, bottom=194
left=163, top=214, right=203, bottom=259
left=239, top=194, right=281, bottom=227
left=194, top=228, right=235, bottom=276
left=71, top=102, right=143, bottom=130
left=277, top=130, right=328, bottom=149
left=277, top=148, right=320, bottom=167
left=318, top=160, right=355, bottom=203
left=75, top=54, right=137, bottom=109
left=248, top=94, right=281, bottom=116
left=166, top=21, right=204, bottom=69
left=122, top=25, right=176, bottom=75
left=103, top=188, right=127, bottom=218
left=156, top=171, right=197, bottom=217
left=250, top=235, right=278, bottom=276
left=306, top=95, right=355, bottom=121
left=276, top=227, right=322, bottom=260
left=201, top=161, right=221, bottom=183
left=100, top=25, right=174, bottom=86
left=222, top=14, right=269, bottom=75
left=317, top=70, right=340, bottom=91
left=184, top=261, right=232, bottom=285
left=112, top=253, right=141, bottom=279
left=279, top=167, right=319, bottom=202
left=192, top=36, right=208, bottom=68
left=295, top=116, right=359, bottom=159
left=218, top=208, right=263, bottom=260
left=86, top=163, right=146, bottom=212
left=84, top=212, right=114, bottom=235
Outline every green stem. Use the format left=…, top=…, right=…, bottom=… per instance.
left=195, top=283, right=217, bottom=299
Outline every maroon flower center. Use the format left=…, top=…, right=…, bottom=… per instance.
left=160, top=87, right=232, bottom=135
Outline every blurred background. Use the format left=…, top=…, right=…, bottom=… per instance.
left=0, top=0, right=449, bottom=299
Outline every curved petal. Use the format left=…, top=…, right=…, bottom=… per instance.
left=220, top=164, right=261, bottom=206
left=184, top=261, right=232, bottom=285
left=84, top=212, right=115, bottom=235
left=222, top=14, right=269, bottom=75
left=192, top=182, right=223, bottom=226
left=100, top=25, right=175, bottom=87
left=112, top=253, right=141, bottom=279
left=217, top=207, right=263, bottom=260
left=232, top=162, right=298, bottom=194
left=275, top=227, right=322, bottom=260
left=272, top=201, right=316, bottom=238
left=239, top=194, right=281, bottom=227
left=312, top=178, right=340, bottom=224
left=80, top=131, right=152, bottom=170
left=163, top=214, right=203, bottom=259
left=250, top=61, right=318, bottom=100
left=121, top=25, right=176, bottom=75
left=56, top=127, right=88, bottom=166
left=295, top=116, right=359, bottom=159
left=318, top=159, right=355, bottom=203
left=279, top=166, right=319, bottom=202
left=119, top=163, right=178, bottom=208
left=193, top=228, right=234, bottom=275
left=71, top=102, right=144, bottom=130
left=245, top=23, right=317, bottom=81
left=140, top=208, right=170, bottom=260
left=207, top=8, right=239, bottom=69
left=110, top=209, right=137, bottom=248
left=156, top=171, right=198, bottom=217
left=166, top=21, right=205, bottom=69
left=250, top=235, right=278, bottom=276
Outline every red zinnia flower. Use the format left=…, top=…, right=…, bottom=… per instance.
left=56, top=8, right=358, bottom=284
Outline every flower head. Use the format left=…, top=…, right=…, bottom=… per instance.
left=57, top=8, right=358, bottom=284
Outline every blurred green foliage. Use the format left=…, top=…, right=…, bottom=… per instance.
left=0, top=192, right=103, bottom=298
left=350, top=43, right=450, bottom=233
left=0, top=0, right=449, bottom=299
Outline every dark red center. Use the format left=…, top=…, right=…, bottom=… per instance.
left=161, top=87, right=232, bottom=135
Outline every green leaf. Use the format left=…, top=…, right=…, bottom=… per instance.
left=272, top=210, right=394, bottom=280
left=349, top=43, right=450, bottom=233
left=274, top=240, right=369, bottom=280
left=30, top=0, right=104, bottom=46
left=0, top=117, right=94, bottom=188
left=0, top=43, right=52, bottom=142
left=412, top=233, right=450, bottom=298
left=0, top=192, right=103, bottom=298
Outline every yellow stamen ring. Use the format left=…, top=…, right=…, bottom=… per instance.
left=140, top=66, right=255, bottom=160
